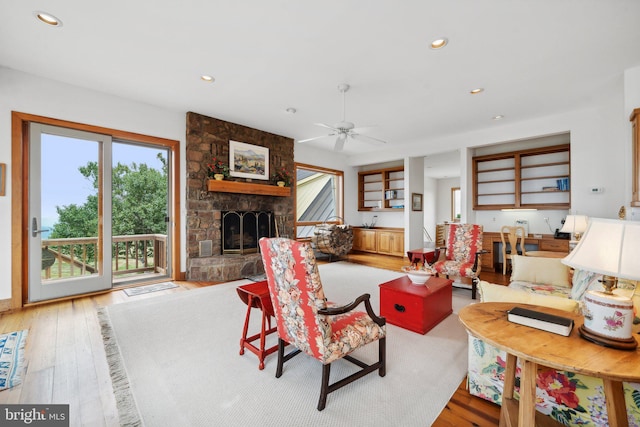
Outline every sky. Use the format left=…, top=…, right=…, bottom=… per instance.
left=39, top=133, right=166, bottom=236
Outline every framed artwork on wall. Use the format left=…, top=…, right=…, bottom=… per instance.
left=412, top=193, right=423, bottom=211
left=229, top=140, right=269, bottom=180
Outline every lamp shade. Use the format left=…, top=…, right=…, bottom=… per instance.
left=559, top=215, right=589, bottom=235
left=562, top=218, right=640, bottom=281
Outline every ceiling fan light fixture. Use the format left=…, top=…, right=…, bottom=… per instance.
left=285, top=107, right=297, bottom=114
left=34, top=11, right=62, bottom=27
left=430, top=38, right=448, bottom=49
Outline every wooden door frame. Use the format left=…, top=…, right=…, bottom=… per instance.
left=11, top=111, right=182, bottom=309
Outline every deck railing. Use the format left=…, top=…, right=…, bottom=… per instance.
left=41, top=234, right=167, bottom=280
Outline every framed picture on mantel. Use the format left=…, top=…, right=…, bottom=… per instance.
left=229, top=140, right=269, bottom=180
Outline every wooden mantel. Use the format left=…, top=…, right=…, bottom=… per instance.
left=207, top=179, right=291, bottom=197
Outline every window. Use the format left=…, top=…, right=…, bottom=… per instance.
left=294, top=163, right=344, bottom=239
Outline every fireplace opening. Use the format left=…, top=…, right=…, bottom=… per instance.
left=222, top=211, right=274, bottom=254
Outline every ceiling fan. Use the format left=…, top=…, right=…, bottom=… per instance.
left=297, top=83, right=387, bottom=151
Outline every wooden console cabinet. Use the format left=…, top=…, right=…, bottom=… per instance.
left=481, top=232, right=569, bottom=272
left=352, top=227, right=404, bottom=257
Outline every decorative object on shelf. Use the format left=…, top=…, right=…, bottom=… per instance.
left=207, top=157, right=229, bottom=180
left=562, top=217, right=640, bottom=350
left=229, top=140, right=269, bottom=180
left=411, top=193, right=423, bottom=211
left=271, top=167, right=292, bottom=187
left=619, top=205, right=626, bottom=220
left=362, top=215, right=378, bottom=229
left=401, top=265, right=435, bottom=285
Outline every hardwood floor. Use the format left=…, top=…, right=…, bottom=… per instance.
left=0, top=252, right=507, bottom=426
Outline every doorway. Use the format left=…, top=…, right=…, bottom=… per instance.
left=12, top=112, right=180, bottom=307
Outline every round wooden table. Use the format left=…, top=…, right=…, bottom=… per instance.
left=459, top=302, right=640, bottom=427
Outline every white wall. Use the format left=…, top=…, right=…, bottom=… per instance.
left=0, top=68, right=187, bottom=301
left=423, top=176, right=437, bottom=242
left=436, top=177, right=460, bottom=224
left=344, top=73, right=632, bottom=239
left=405, top=156, right=425, bottom=250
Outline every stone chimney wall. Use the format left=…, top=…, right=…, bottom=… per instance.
left=186, top=111, right=294, bottom=281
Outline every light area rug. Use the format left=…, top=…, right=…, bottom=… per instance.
left=100, top=262, right=473, bottom=426
left=0, top=330, right=28, bottom=391
left=123, top=281, right=178, bottom=296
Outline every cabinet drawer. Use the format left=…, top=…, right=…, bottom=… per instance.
left=539, top=239, right=569, bottom=252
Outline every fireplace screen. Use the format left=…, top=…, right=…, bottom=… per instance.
left=222, top=211, right=274, bottom=254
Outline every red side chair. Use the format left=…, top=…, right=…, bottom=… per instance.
left=430, top=223, right=486, bottom=300
left=259, top=237, right=386, bottom=411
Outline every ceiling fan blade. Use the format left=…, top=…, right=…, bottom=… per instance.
left=334, top=135, right=346, bottom=151
left=297, top=134, right=335, bottom=143
left=351, top=133, right=387, bottom=145
left=351, top=126, right=376, bottom=133
left=314, top=123, right=339, bottom=131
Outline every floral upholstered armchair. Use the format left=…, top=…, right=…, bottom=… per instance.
left=259, top=237, right=386, bottom=411
left=431, top=223, right=486, bottom=299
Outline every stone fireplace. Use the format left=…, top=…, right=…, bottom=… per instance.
left=186, top=112, right=294, bottom=282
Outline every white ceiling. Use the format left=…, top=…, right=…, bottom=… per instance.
left=3, top=1, right=640, bottom=165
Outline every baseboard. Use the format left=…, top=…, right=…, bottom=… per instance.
left=0, top=298, right=12, bottom=313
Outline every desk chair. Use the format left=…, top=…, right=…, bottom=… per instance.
left=500, top=225, right=526, bottom=274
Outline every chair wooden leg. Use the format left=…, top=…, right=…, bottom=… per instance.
left=318, top=363, right=331, bottom=411
left=471, top=278, right=478, bottom=300
left=275, top=338, right=285, bottom=378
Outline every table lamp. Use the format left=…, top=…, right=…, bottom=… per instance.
left=560, top=214, right=588, bottom=246
left=562, top=217, right=640, bottom=350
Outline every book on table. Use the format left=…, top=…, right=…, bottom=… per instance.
left=507, top=306, right=574, bottom=336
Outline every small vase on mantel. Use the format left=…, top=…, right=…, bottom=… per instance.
left=214, top=174, right=224, bottom=181
left=277, top=181, right=286, bottom=187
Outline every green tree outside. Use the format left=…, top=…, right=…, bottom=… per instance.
left=49, top=154, right=167, bottom=267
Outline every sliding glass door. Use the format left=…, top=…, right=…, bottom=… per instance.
left=28, top=124, right=172, bottom=302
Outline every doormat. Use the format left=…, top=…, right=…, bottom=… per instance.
left=0, top=330, right=28, bottom=391
left=124, top=282, right=178, bottom=296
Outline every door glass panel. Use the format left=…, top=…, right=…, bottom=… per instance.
left=112, top=142, right=170, bottom=284
left=41, top=135, right=100, bottom=281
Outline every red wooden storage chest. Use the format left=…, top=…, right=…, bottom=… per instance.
left=379, top=276, right=453, bottom=334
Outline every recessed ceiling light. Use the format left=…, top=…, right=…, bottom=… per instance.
left=285, top=108, right=297, bottom=114
left=34, top=11, right=62, bottom=27
left=470, top=88, right=484, bottom=95
left=201, top=75, right=214, bottom=82
left=492, top=115, right=504, bottom=120
left=430, top=38, right=448, bottom=49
